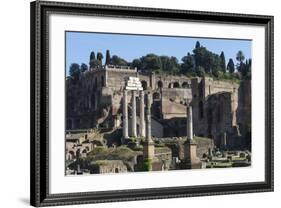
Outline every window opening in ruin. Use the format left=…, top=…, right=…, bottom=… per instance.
left=141, top=80, right=148, bottom=90
left=182, top=82, right=189, bottom=88
left=173, top=82, right=180, bottom=88
left=157, top=80, right=163, bottom=89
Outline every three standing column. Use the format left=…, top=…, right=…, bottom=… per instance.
left=123, top=88, right=146, bottom=139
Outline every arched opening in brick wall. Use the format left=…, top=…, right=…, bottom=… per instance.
left=173, top=82, right=180, bottom=88
left=141, top=80, right=148, bottom=90
left=182, top=82, right=190, bottom=88
left=157, top=80, right=163, bottom=89
left=68, top=151, right=75, bottom=160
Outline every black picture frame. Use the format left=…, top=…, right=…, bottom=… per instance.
left=30, top=0, right=274, bottom=207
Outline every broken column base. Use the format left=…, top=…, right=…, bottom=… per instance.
left=181, top=139, right=202, bottom=169
left=143, top=141, right=155, bottom=160
left=122, top=136, right=134, bottom=145
left=143, top=141, right=155, bottom=171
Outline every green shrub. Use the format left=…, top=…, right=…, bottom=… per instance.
left=143, top=159, right=152, bottom=171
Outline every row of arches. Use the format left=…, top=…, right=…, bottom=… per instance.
left=140, top=80, right=191, bottom=90
left=66, top=147, right=90, bottom=160
left=168, top=81, right=191, bottom=89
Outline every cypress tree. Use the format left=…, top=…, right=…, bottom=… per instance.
left=195, top=41, right=201, bottom=49
left=226, top=58, right=235, bottom=73
left=220, top=51, right=226, bottom=72
left=105, top=49, right=111, bottom=65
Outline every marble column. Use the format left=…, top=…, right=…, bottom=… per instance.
left=145, top=92, right=153, bottom=142
left=143, top=92, right=154, bottom=168
left=187, top=104, right=193, bottom=140
left=131, top=90, right=137, bottom=137
left=139, top=91, right=145, bottom=137
left=122, top=90, right=128, bottom=139
left=208, top=147, right=213, bottom=157
left=182, top=102, right=201, bottom=169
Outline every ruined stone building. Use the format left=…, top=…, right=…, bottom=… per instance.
left=66, top=65, right=251, bottom=149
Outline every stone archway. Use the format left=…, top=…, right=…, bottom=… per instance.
left=68, top=151, right=75, bottom=160
left=173, top=82, right=180, bottom=88
left=182, top=82, right=189, bottom=88
left=141, top=80, right=148, bottom=90
left=157, top=80, right=163, bottom=89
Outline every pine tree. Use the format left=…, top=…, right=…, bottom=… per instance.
left=69, top=63, right=81, bottom=81
left=236, top=50, right=245, bottom=72
left=89, top=51, right=96, bottom=68
left=97, top=52, right=103, bottom=62
left=80, top=63, right=88, bottom=72
left=181, top=53, right=195, bottom=74
left=89, top=51, right=95, bottom=61
left=236, top=50, right=245, bottom=63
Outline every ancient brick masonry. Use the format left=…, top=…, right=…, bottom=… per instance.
left=66, top=65, right=251, bottom=149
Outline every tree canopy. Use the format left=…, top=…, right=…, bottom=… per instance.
left=227, top=58, right=235, bottom=74
left=181, top=53, right=195, bottom=75
left=80, top=63, right=88, bottom=72
left=111, top=55, right=128, bottom=66
left=69, top=63, right=81, bottom=81
left=69, top=42, right=251, bottom=82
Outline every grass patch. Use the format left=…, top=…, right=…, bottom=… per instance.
left=143, top=159, right=153, bottom=171
left=207, top=162, right=232, bottom=168
left=87, top=145, right=141, bottom=162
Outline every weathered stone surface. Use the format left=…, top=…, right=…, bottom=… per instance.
left=182, top=139, right=202, bottom=169
left=122, top=90, right=128, bottom=139
left=66, top=66, right=251, bottom=150
left=143, top=91, right=155, bottom=163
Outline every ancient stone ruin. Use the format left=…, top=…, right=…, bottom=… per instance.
left=65, top=65, right=251, bottom=174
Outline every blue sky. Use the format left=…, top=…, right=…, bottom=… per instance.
left=66, top=31, right=251, bottom=73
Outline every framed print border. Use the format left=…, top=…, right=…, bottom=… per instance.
left=30, top=0, right=274, bottom=207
